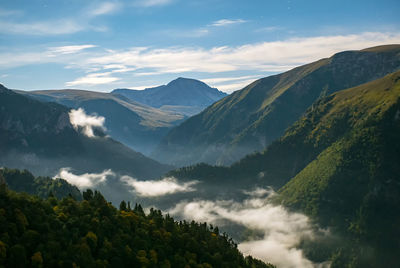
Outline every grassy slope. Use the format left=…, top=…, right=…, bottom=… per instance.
left=155, top=45, right=400, bottom=166
left=276, top=71, right=400, bottom=266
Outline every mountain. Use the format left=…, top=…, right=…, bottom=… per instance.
left=153, top=45, right=400, bottom=166
left=0, top=167, right=82, bottom=200
left=0, top=184, right=273, bottom=267
left=112, top=77, right=227, bottom=116
left=19, top=89, right=184, bottom=155
left=0, top=84, right=172, bottom=179
left=169, top=71, right=400, bottom=267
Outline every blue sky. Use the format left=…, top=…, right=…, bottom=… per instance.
left=0, top=0, right=399, bottom=92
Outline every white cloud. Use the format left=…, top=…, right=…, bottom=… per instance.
left=211, top=19, right=246, bottom=27
left=88, top=2, right=120, bottom=16
left=1, top=32, right=400, bottom=91
left=86, top=32, right=400, bottom=75
left=69, top=108, right=106, bottom=137
left=255, top=26, right=283, bottom=33
left=47, top=45, right=97, bottom=56
left=121, top=176, right=198, bottom=197
left=0, top=19, right=84, bottom=35
left=169, top=188, right=330, bottom=268
left=202, top=75, right=262, bottom=93
left=66, top=72, right=120, bottom=87
left=134, top=0, right=174, bottom=7
left=54, top=168, right=114, bottom=189
left=213, top=79, right=259, bottom=93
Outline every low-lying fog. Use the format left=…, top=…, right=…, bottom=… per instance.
left=55, top=168, right=332, bottom=268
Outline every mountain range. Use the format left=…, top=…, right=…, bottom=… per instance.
left=20, top=77, right=226, bottom=155
left=0, top=84, right=172, bottom=179
left=168, top=69, right=400, bottom=267
left=1, top=45, right=400, bottom=267
left=112, top=77, right=227, bottom=116
left=153, top=45, right=400, bottom=166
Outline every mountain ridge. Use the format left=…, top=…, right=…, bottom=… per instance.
left=153, top=45, right=400, bottom=166
left=112, top=77, right=227, bottom=116
left=0, top=85, right=173, bottom=179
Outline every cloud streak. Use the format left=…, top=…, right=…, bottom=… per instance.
left=0, top=19, right=84, bottom=35
left=121, top=176, right=199, bottom=197
left=66, top=72, right=120, bottom=87
left=48, top=45, right=97, bottom=56
left=88, top=2, right=120, bottom=17
left=134, top=0, right=174, bottom=7
left=211, top=19, right=246, bottom=27
left=169, top=188, right=329, bottom=268
left=54, top=168, right=114, bottom=189
left=69, top=108, right=106, bottom=137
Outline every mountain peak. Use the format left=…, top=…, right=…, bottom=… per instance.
left=112, top=78, right=227, bottom=112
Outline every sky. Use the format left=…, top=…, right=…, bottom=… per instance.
left=0, top=0, right=399, bottom=93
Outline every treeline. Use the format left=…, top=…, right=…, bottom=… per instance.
left=0, top=182, right=273, bottom=267
left=0, top=168, right=81, bottom=200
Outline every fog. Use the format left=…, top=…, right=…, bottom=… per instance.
left=121, top=175, right=199, bottom=197
left=54, top=168, right=114, bottom=189
left=69, top=108, right=106, bottom=137
left=169, top=188, right=330, bottom=268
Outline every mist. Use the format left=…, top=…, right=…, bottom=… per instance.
left=169, top=188, right=330, bottom=268
left=69, top=108, right=106, bottom=137
left=121, top=176, right=199, bottom=197
left=54, top=168, right=114, bottom=189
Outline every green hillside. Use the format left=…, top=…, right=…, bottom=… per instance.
left=0, top=182, right=273, bottom=268
left=154, top=45, right=400, bottom=166
left=0, top=168, right=81, bottom=200
left=276, top=71, right=400, bottom=267
left=0, top=85, right=172, bottom=179
left=169, top=71, right=400, bottom=267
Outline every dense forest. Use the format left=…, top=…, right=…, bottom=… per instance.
left=0, top=176, right=273, bottom=268
left=0, top=168, right=81, bottom=200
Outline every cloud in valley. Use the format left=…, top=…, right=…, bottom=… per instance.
left=169, top=188, right=329, bottom=268
left=121, top=176, right=199, bottom=197
left=54, top=168, right=114, bottom=189
left=69, top=108, right=106, bottom=137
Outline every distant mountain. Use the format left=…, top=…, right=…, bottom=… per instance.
left=112, top=77, right=227, bottom=116
left=19, top=89, right=184, bottom=155
left=169, top=71, right=400, bottom=267
left=0, top=84, right=172, bottom=179
left=153, top=45, right=400, bottom=166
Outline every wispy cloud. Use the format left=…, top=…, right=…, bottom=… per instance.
left=121, top=176, right=198, bottom=197
left=69, top=108, right=106, bottom=137
left=0, top=2, right=119, bottom=36
left=2, top=32, right=400, bottom=91
left=88, top=2, right=121, bottom=17
left=66, top=72, right=120, bottom=87
left=48, top=45, right=97, bottom=56
left=170, top=188, right=330, bottom=268
left=202, top=76, right=261, bottom=93
left=211, top=19, right=246, bottom=27
left=54, top=168, right=114, bottom=189
left=255, top=26, right=283, bottom=33
left=0, top=19, right=84, bottom=35
left=133, top=0, right=174, bottom=7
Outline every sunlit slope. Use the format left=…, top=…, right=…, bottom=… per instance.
left=154, top=45, right=400, bottom=166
